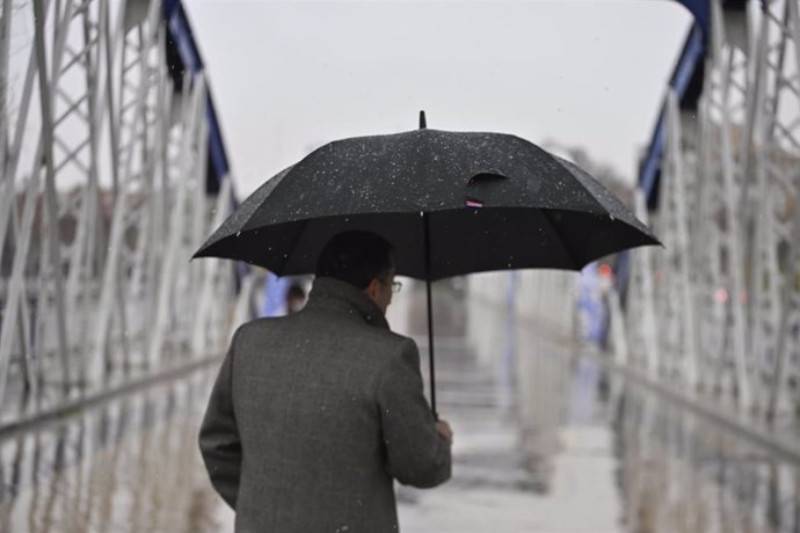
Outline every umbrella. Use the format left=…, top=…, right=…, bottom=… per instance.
left=194, top=112, right=660, bottom=416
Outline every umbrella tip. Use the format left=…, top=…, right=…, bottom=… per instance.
left=419, top=110, right=427, bottom=129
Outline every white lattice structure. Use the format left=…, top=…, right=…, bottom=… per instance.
left=0, top=0, right=245, bottom=427
left=623, top=0, right=800, bottom=422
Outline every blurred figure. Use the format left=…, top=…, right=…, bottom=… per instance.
left=577, top=262, right=607, bottom=346
left=260, top=275, right=310, bottom=317
left=260, top=272, right=291, bottom=317
left=285, top=283, right=306, bottom=314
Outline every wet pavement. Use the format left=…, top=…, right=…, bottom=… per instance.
left=396, top=282, right=621, bottom=532
left=2, top=282, right=800, bottom=532
left=395, top=341, right=621, bottom=532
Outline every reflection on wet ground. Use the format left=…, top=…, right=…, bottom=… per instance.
left=2, top=283, right=800, bottom=531
left=612, top=380, right=800, bottom=533
left=0, top=371, right=227, bottom=533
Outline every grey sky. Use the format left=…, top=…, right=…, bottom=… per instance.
left=189, top=1, right=692, bottom=195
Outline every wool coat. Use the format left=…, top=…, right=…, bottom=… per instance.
left=199, top=277, right=451, bottom=532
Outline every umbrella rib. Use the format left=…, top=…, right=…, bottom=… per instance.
left=236, top=168, right=295, bottom=237
left=539, top=209, right=581, bottom=269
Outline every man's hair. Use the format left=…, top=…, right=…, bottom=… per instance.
left=315, top=231, right=395, bottom=290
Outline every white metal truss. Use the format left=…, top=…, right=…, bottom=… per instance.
left=626, top=189, right=660, bottom=375
left=652, top=90, right=701, bottom=388
left=758, top=0, right=800, bottom=422
left=0, top=0, right=241, bottom=425
left=618, top=0, right=800, bottom=423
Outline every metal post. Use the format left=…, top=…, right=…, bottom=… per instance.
left=191, top=176, right=232, bottom=355
left=0, top=170, right=42, bottom=405
left=33, top=0, right=72, bottom=392
left=63, top=0, right=106, bottom=369
left=766, top=0, right=800, bottom=423
left=146, top=73, right=206, bottom=367
left=191, top=108, right=210, bottom=317
left=711, top=0, right=751, bottom=409
left=90, top=0, right=160, bottom=383
left=633, top=190, right=660, bottom=375
left=0, top=0, right=12, bottom=181
left=666, top=90, right=699, bottom=387
left=0, top=0, right=13, bottom=279
left=145, top=70, right=172, bottom=338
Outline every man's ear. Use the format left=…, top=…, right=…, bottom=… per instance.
left=365, top=278, right=381, bottom=301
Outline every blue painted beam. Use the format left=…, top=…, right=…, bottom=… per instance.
left=163, top=1, right=231, bottom=195
left=639, top=23, right=705, bottom=206
left=638, top=1, right=752, bottom=206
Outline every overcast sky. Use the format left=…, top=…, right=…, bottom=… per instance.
left=189, top=1, right=692, bottom=196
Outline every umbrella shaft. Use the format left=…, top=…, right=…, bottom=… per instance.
left=426, top=277, right=437, bottom=419
left=424, top=212, right=437, bottom=420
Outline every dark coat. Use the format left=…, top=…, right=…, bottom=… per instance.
left=199, top=277, right=451, bottom=532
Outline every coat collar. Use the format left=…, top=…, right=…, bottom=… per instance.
left=305, top=277, right=389, bottom=330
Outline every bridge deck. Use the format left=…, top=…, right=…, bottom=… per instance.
left=2, top=285, right=799, bottom=532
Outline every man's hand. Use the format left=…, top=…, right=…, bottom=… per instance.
left=436, top=419, right=453, bottom=445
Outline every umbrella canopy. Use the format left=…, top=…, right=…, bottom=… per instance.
left=194, top=116, right=660, bottom=417
left=194, top=126, right=659, bottom=279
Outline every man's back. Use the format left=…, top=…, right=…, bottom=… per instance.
left=199, top=277, right=451, bottom=533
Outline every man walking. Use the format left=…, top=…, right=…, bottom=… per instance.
left=199, top=231, right=453, bottom=532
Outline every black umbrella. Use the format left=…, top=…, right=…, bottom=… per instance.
left=194, top=112, right=659, bottom=416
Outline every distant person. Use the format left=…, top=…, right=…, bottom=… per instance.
left=285, top=283, right=306, bottom=314
left=199, top=230, right=453, bottom=532
left=260, top=272, right=291, bottom=317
